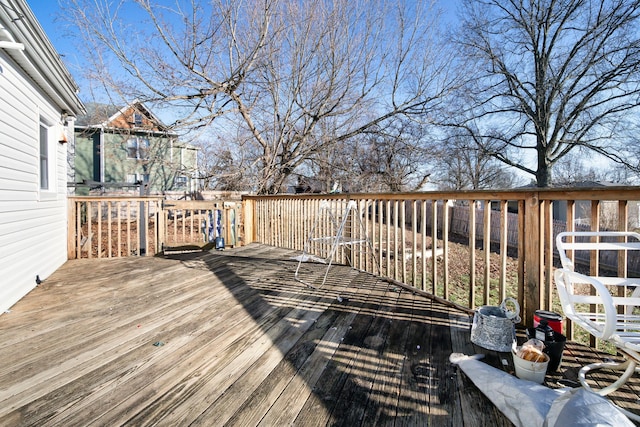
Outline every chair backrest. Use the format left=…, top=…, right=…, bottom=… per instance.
left=556, top=231, right=640, bottom=271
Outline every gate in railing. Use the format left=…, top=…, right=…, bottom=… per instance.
left=68, top=197, right=241, bottom=259
left=161, top=199, right=241, bottom=253
left=68, top=196, right=163, bottom=259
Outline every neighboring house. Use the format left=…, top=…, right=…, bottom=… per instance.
left=74, top=101, right=199, bottom=194
left=0, top=1, right=85, bottom=313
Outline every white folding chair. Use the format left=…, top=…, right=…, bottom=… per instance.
left=555, top=231, right=640, bottom=421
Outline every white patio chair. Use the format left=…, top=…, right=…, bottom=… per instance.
left=554, top=231, right=640, bottom=420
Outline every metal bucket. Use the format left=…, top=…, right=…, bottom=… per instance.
left=470, top=297, right=520, bottom=352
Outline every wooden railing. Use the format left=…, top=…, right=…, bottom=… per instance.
left=67, top=197, right=242, bottom=259
left=243, top=187, right=640, bottom=332
left=67, top=196, right=164, bottom=259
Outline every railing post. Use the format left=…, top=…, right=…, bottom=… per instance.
left=469, top=200, right=476, bottom=307
left=67, top=198, right=76, bottom=260
left=523, top=191, right=542, bottom=327
left=157, top=199, right=165, bottom=254
left=243, top=198, right=255, bottom=245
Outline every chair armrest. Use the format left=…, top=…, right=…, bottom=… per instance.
left=554, top=268, right=618, bottom=340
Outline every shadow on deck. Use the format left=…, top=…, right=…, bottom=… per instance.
left=0, top=243, right=638, bottom=426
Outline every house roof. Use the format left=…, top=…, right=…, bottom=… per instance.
left=76, top=100, right=175, bottom=136
left=0, top=0, right=85, bottom=117
left=106, top=101, right=171, bottom=132
left=520, top=181, right=620, bottom=189
left=566, top=181, right=619, bottom=188
left=75, top=103, right=123, bottom=127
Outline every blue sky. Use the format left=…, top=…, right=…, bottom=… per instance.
left=29, top=1, right=72, bottom=55
left=29, top=0, right=84, bottom=80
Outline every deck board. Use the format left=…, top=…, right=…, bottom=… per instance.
left=360, top=288, right=413, bottom=426
left=292, top=274, right=382, bottom=426
left=0, top=244, right=639, bottom=426
left=328, top=278, right=397, bottom=427
left=449, top=312, right=513, bottom=427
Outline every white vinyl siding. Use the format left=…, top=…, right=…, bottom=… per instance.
left=0, top=51, right=69, bottom=313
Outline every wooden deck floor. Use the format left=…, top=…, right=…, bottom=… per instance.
left=0, top=243, right=639, bottom=426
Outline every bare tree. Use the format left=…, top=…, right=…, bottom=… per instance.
left=64, top=0, right=274, bottom=127
left=296, top=118, right=433, bottom=193
left=234, top=0, right=457, bottom=193
left=552, top=150, right=637, bottom=185
left=552, top=151, right=601, bottom=185
left=432, top=132, right=522, bottom=190
left=344, top=120, right=433, bottom=192
left=193, top=135, right=253, bottom=191
left=452, top=0, right=640, bottom=187
left=63, top=0, right=459, bottom=193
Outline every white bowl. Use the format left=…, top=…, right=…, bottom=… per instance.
left=513, top=351, right=549, bottom=384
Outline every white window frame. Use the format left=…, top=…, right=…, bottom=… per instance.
left=133, top=112, right=143, bottom=127
left=127, top=173, right=150, bottom=184
left=174, top=175, right=188, bottom=188
left=126, top=138, right=137, bottom=159
left=38, top=117, right=55, bottom=196
left=126, top=136, right=150, bottom=159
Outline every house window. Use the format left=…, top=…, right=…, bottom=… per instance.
left=127, top=173, right=149, bottom=184
left=133, top=112, right=143, bottom=126
left=39, top=122, right=49, bottom=190
left=174, top=175, right=188, bottom=188
left=127, top=139, right=136, bottom=158
left=127, top=137, right=150, bottom=159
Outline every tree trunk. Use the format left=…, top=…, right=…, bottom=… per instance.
left=536, top=148, right=551, bottom=187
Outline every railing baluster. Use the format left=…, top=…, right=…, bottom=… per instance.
left=391, top=200, right=396, bottom=281
left=411, top=200, right=418, bottom=288
left=421, top=200, right=427, bottom=292
left=544, top=200, right=554, bottom=311
left=443, top=199, right=449, bottom=300
left=483, top=201, right=491, bottom=305
left=469, top=200, right=476, bottom=307
left=403, top=201, right=408, bottom=284
left=117, top=201, right=122, bottom=257
left=87, top=201, right=92, bottom=259
left=589, top=200, right=601, bottom=348
left=107, top=201, right=112, bottom=258
left=76, top=201, right=81, bottom=259
left=97, top=201, right=102, bottom=259
left=153, top=200, right=158, bottom=254
left=431, top=200, right=438, bottom=295
left=499, top=200, right=508, bottom=302
left=386, top=200, right=391, bottom=278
